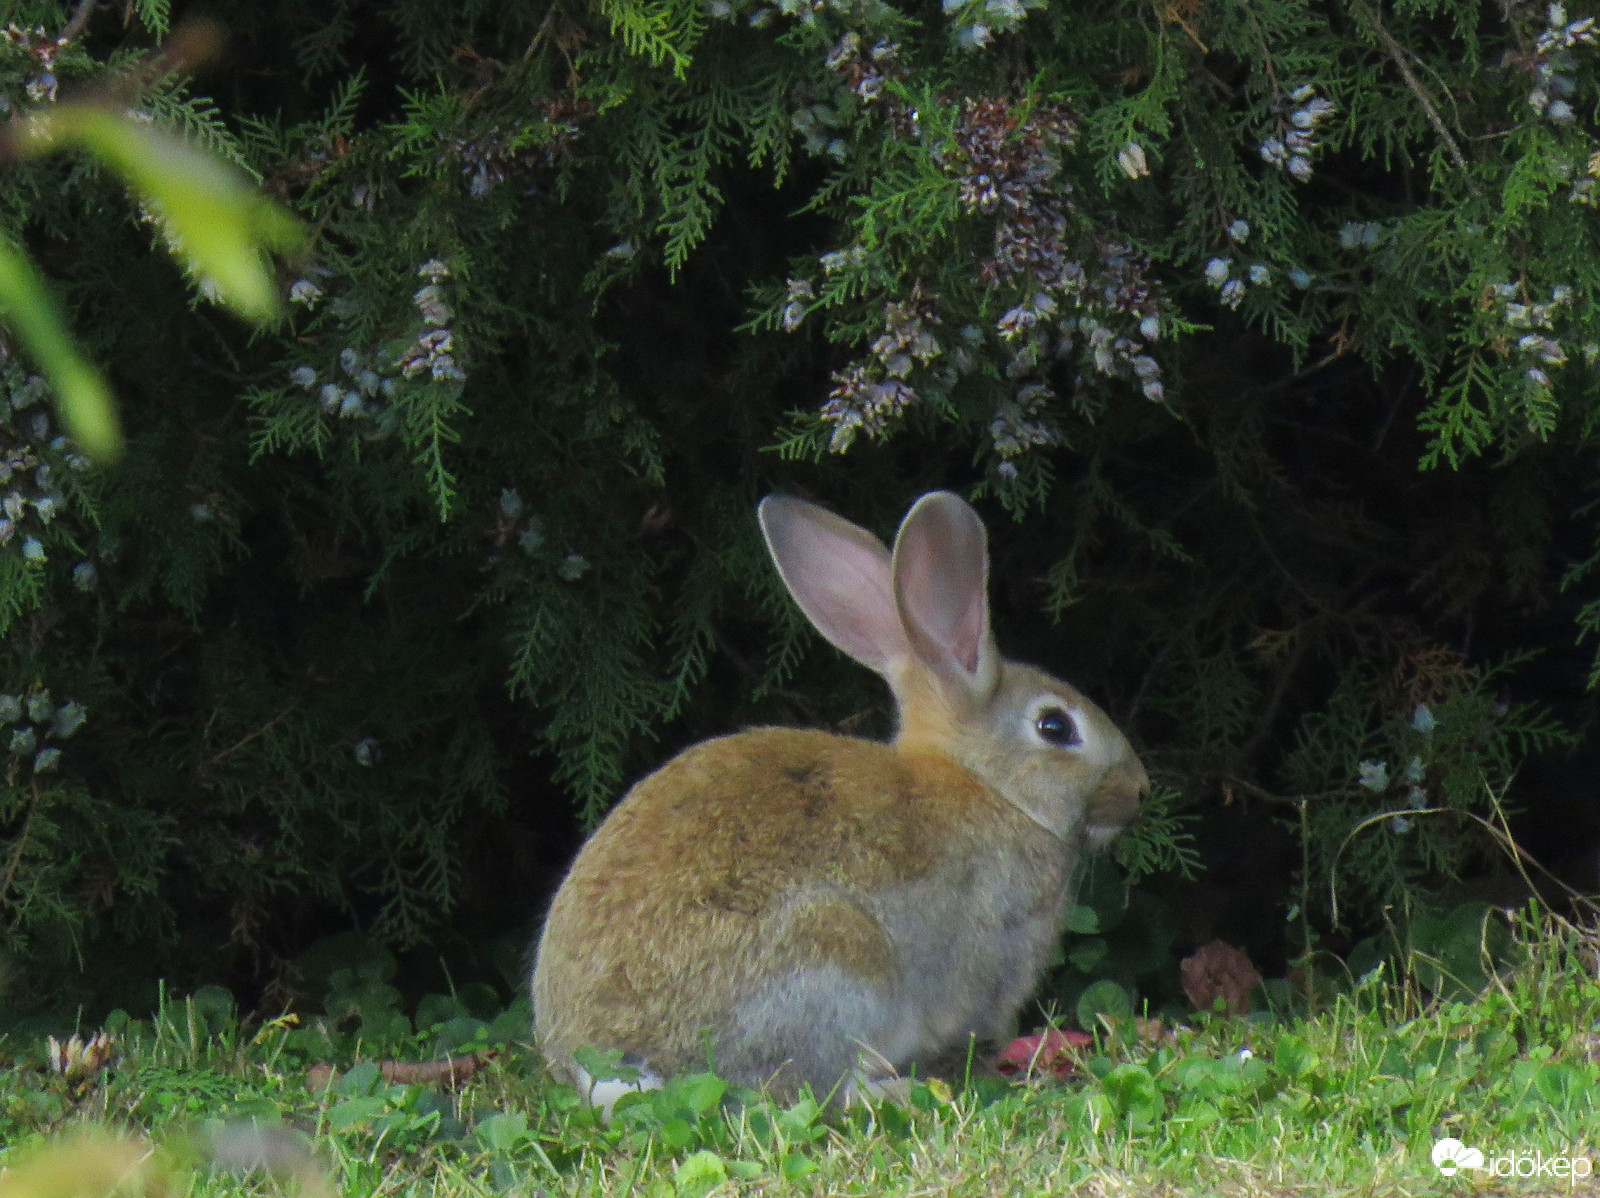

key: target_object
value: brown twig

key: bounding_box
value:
[1329,785,1600,927]
[1236,627,1312,766]
[1123,637,1175,726]
[1465,801,1600,919]
[65,19,227,112]
[1362,4,1471,176]
[210,703,299,767]
[60,0,99,44]
[1236,0,1282,101]
[1222,774,1366,808]
[0,780,39,905]
[0,17,228,167]
[307,1050,497,1093]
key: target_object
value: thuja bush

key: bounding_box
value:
[0,0,1597,1018]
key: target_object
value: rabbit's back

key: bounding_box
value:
[532,726,1066,1089]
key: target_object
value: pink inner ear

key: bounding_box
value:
[759,495,908,676]
[952,591,985,675]
[892,492,992,683]
[785,539,900,667]
[912,575,983,677]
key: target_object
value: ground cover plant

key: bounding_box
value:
[2,914,1597,1196]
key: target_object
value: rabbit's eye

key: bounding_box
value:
[1034,707,1080,747]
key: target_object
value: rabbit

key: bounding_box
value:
[531,490,1148,1111]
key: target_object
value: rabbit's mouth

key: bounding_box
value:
[1083,822,1127,852]
[1080,755,1148,850]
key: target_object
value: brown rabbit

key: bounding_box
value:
[531,491,1147,1110]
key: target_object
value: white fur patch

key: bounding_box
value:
[1083,823,1123,851]
[1069,703,1117,772]
[844,1069,912,1108]
[576,1061,664,1121]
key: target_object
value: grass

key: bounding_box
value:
[1,921,1597,1198]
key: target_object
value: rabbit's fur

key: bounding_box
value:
[532,491,1147,1106]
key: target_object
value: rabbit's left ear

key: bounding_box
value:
[891,491,999,703]
[758,494,912,678]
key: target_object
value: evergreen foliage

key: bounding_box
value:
[1,0,1598,1017]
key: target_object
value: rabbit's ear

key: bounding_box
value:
[891,492,999,702]
[759,495,911,676]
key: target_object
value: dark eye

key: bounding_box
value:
[1034,707,1080,747]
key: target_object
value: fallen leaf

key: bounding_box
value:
[995,1029,1093,1079]
[1181,940,1262,1015]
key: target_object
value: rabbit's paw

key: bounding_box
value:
[844,1071,913,1108]
[577,1055,663,1120]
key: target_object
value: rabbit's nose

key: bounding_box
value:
[1089,756,1148,831]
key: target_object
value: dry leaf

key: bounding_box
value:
[1181,940,1262,1015]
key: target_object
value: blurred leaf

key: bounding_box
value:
[672,1072,726,1118]
[188,985,236,1037]
[0,1132,149,1198]
[1533,1061,1587,1109]
[0,238,119,461]
[1101,1063,1163,1130]
[672,1150,728,1198]
[472,1110,530,1152]
[428,1015,489,1053]
[1066,937,1108,972]
[780,1152,817,1181]
[325,1096,388,1131]
[21,106,303,324]
[659,1117,695,1150]
[1272,1034,1319,1080]
[1063,905,1101,934]
[1076,979,1133,1030]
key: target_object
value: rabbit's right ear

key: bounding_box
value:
[758,495,911,677]
[890,491,1000,704]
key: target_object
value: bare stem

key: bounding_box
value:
[61,0,98,44]
[1363,4,1471,175]
[0,781,38,907]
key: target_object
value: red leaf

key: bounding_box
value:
[995,1029,1093,1078]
